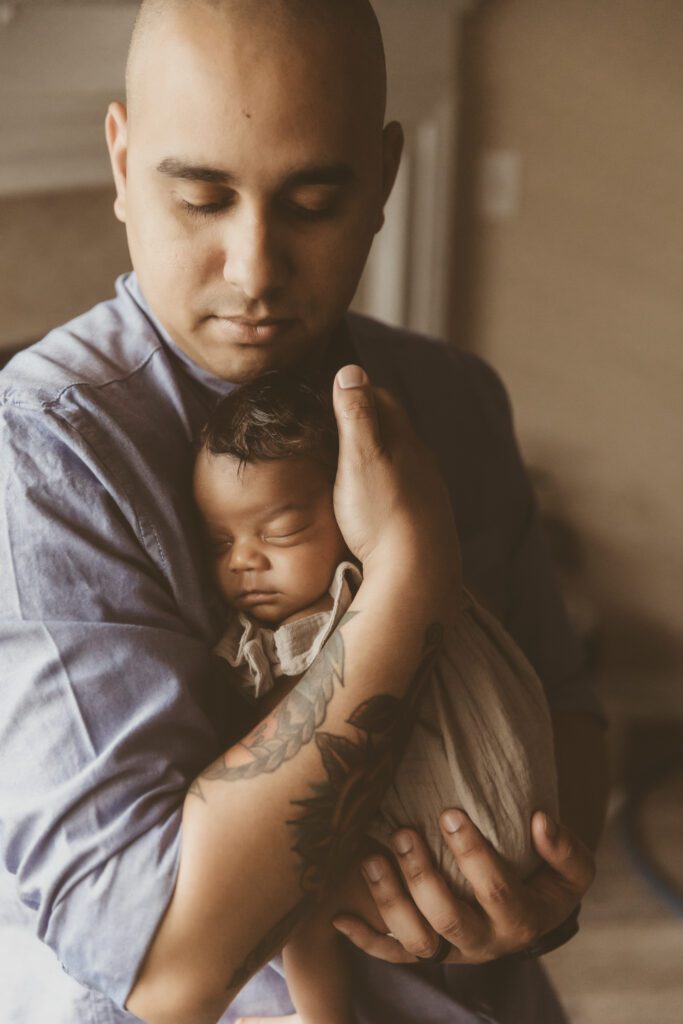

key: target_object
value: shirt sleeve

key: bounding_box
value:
[455,352,607,725]
[0,402,249,1009]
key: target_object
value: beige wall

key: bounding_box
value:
[0,187,130,353]
[452,0,683,693]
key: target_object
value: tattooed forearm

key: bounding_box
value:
[289,622,443,893]
[187,778,207,803]
[225,896,314,994]
[220,621,443,991]
[199,610,359,784]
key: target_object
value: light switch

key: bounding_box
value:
[478,149,523,222]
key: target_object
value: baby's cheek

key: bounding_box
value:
[278,547,309,589]
[213,558,233,598]
[307,542,342,591]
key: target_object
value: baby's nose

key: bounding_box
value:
[229,539,269,572]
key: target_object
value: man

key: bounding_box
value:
[0,1,607,1022]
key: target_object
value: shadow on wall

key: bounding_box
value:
[532,465,683,699]
[450,0,683,705]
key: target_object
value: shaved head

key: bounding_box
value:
[108,0,402,382]
[127,0,387,129]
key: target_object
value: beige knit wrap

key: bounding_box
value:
[215,562,558,896]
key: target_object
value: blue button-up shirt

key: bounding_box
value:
[0,274,600,1023]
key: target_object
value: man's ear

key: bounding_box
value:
[376,120,404,233]
[105,101,129,224]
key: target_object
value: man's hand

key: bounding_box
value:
[331,809,595,964]
[332,365,460,590]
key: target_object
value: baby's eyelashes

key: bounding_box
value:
[205,523,312,555]
[263,524,311,544]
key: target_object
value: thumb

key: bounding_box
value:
[531,811,596,895]
[333,365,382,457]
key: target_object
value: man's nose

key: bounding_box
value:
[228,539,269,573]
[223,205,288,302]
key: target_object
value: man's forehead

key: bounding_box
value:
[127,0,386,132]
[130,36,379,174]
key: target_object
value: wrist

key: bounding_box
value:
[363,530,460,606]
[500,904,582,962]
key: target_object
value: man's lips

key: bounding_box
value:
[211,316,297,344]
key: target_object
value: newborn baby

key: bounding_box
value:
[193,372,558,1024]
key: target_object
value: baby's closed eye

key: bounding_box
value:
[264,522,312,544]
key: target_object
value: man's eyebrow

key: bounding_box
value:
[156,158,236,185]
[284,164,356,189]
[156,158,355,189]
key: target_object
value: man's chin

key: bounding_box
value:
[170,314,344,383]
[211,342,337,384]
[194,345,297,383]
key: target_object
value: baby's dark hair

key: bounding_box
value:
[198,371,339,478]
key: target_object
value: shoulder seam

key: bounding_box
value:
[0,342,165,414]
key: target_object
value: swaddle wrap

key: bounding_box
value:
[215,562,558,895]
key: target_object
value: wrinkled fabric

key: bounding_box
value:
[367,586,558,891]
[215,562,361,698]
[0,273,597,1022]
[219,563,557,893]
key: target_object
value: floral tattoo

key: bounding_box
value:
[194,610,358,791]
[217,618,444,994]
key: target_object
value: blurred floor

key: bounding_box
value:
[545,695,683,1024]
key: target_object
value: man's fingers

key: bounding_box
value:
[332,914,416,964]
[389,829,489,955]
[531,810,596,895]
[357,855,440,960]
[440,810,537,946]
[333,365,382,455]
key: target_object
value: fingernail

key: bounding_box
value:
[362,858,383,882]
[338,365,367,389]
[442,809,465,834]
[543,813,558,841]
[392,831,413,855]
[333,919,350,936]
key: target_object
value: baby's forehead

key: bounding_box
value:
[210,452,328,487]
[196,450,332,522]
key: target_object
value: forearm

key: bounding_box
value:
[282,840,388,1024]
[126,556,453,1024]
[552,710,609,853]
[284,916,355,1024]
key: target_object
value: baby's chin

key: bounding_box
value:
[279,591,335,626]
[232,590,335,628]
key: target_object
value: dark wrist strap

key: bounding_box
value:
[503,904,581,961]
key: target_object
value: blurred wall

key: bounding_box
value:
[452,0,683,689]
[0,188,130,353]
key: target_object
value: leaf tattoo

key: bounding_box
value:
[287,624,443,893]
[199,611,358,784]
[214,617,444,991]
